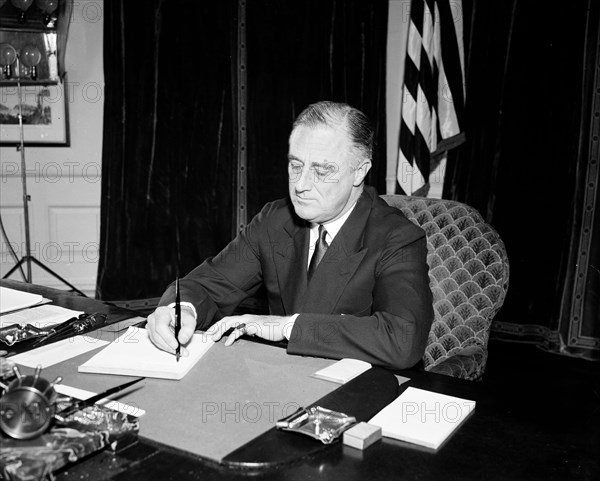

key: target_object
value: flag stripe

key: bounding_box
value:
[396,0,465,195]
[436,0,465,130]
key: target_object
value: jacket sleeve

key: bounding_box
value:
[286,228,433,370]
[158,208,266,330]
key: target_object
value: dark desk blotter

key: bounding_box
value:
[0,406,139,481]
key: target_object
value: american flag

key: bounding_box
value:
[397,0,465,196]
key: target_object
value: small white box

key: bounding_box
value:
[343,422,382,450]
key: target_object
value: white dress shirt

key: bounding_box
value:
[307,201,357,268]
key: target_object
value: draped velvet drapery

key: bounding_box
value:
[97,0,388,300]
[443,0,600,359]
[97,0,237,300]
[245,1,388,216]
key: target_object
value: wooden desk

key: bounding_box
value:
[2,281,599,480]
[0,279,137,324]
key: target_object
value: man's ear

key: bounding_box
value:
[353,159,372,186]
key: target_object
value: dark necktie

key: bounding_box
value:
[308,225,328,281]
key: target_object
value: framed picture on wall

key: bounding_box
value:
[0,81,70,146]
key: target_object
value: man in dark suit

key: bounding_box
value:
[147,101,433,370]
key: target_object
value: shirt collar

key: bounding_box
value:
[310,200,358,244]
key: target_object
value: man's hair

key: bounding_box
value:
[292,101,374,163]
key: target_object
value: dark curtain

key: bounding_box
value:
[246,0,388,216]
[97,0,388,300]
[97,0,237,300]
[443,0,600,359]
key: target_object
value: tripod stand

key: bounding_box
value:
[2,74,85,297]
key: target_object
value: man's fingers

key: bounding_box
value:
[148,332,171,352]
[206,317,233,340]
[208,316,249,343]
[178,313,196,344]
[224,326,246,346]
[147,306,179,353]
[206,320,227,341]
[205,321,221,339]
[154,316,178,351]
[244,322,258,337]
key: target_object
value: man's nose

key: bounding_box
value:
[294,167,312,192]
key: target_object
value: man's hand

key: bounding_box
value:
[146,306,196,355]
[206,314,295,346]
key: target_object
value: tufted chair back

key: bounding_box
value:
[381,195,510,380]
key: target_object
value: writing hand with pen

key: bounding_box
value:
[146,305,196,359]
[146,279,296,358]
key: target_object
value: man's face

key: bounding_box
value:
[288,126,367,224]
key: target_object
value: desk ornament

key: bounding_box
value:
[31,312,107,348]
[0,368,142,481]
[0,323,51,346]
[276,406,356,444]
[0,313,108,353]
[0,365,61,439]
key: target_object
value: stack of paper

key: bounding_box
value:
[78,326,215,380]
[12,336,110,368]
[312,358,371,384]
[0,305,84,329]
[369,387,476,450]
[0,287,43,314]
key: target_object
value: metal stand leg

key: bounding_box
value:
[1,71,86,297]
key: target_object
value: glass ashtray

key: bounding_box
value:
[276,405,356,444]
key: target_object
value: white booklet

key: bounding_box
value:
[1,304,84,328]
[312,358,371,384]
[369,387,476,450]
[78,326,214,380]
[12,335,110,369]
[0,287,44,314]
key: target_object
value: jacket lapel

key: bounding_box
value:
[273,213,309,314]
[301,189,373,313]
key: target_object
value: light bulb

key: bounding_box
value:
[20,44,42,80]
[0,43,17,66]
[10,0,34,10]
[35,0,58,26]
[35,0,57,13]
[10,0,34,22]
[0,43,17,79]
[20,44,42,67]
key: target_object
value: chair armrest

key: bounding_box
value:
[427,349,487,381]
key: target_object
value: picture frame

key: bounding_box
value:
[0,81,70,146]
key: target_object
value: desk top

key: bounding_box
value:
[2,280,599,481]
[1,280,398,465]
[38,338,345,463]
[0,279,136,324]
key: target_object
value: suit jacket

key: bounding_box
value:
[159,186,433,369]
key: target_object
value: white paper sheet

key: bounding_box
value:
[0,304,84,329]
[312,358,372,384]
[369,387,476,450]
[11,335,110,368]
[78,326,215,380]
[0,287,44,314]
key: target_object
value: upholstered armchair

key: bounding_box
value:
[381,195,510,381]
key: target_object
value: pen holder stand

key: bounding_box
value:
[0,366,62,440]
[0,402,140,481]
